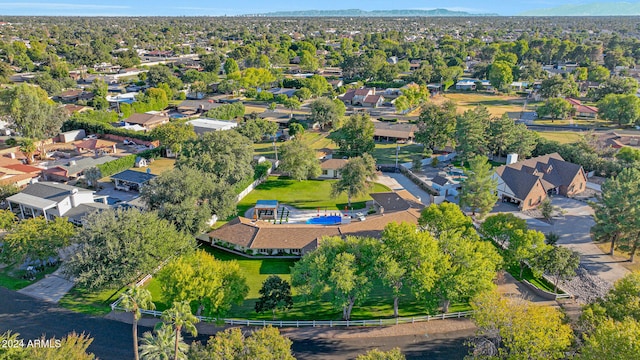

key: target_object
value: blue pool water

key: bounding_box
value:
[306,215,342,225]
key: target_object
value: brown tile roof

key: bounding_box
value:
[373,122,417,139]
[124,113,168,126]
[354,88,372,96]
[208,217,259,248]
[341,89,356,101]
[363,94,383,104]
[320,158,348,170]
[339,209,421,238]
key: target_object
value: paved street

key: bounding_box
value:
[1,287,474,359]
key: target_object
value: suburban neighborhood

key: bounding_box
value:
[0,5,639,360]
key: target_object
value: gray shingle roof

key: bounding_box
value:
[369,192,411,213]
[110,170,157,185]
[432,175,449,186]
[20,182,92,203]
[55,156,118,176]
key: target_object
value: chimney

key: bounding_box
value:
[506,153,518,165]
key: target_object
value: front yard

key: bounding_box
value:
[145,246,471,320]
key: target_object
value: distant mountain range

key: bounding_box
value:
[251,9,497,17]
[518,2,640,16]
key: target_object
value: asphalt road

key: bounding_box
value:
[0,288,471,359]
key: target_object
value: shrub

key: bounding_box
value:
[254,160,272,180]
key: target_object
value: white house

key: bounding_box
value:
[6,182,109,224]
[319,159,348,179]
[185,118,238,135]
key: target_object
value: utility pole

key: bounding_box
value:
[395,143,400,171]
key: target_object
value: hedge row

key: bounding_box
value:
[62,118,155,142]
[96,148,162,177]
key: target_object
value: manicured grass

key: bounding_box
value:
[131,158,176,175]
[59,285,126,316]
[0,264,59,290]
[146,246,471,320]
[253,132,335,159]
[536,131,583,144]
[236,176,390,217]
[440,92,527,117]
[372,143,424,165]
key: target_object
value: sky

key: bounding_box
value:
[0,1,634,16]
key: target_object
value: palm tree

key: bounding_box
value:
[18,138,36,164]
[139,324,187,360]
[119,285,155,360]
[161,301,199,360]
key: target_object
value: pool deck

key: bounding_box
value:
[244,204,362,224]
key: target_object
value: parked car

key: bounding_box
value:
[83,134,98,140]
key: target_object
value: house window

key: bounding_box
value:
[292,249,300,254]
[537,196,542,204]
[580,182,583,190]
[529,198,533,206]
[322,170,328,175]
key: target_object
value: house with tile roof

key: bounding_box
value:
[493,153,587,210]
[43,156,117,182]
[0,157,42,188]
[319,158,348,179]
[566,98,598,119]
[207,191,424,256]
[373,122,417,143]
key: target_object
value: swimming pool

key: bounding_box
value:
[306,215,342,225]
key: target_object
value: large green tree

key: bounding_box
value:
[597,93,640,126]
[178,130,253,185]
[291,236,379,320]
[488,60,514,92]
[64,208,194,290]
[0,217,76,265]
[333,113,375,157]
[310,97,345,130]
[455,106,490,165]
[536,246,580,292]
[0,83,67,139]
[158,250,248,318]
[190,327,295,360]
[141,167,236,234]
[419,202,473,239]
[379,222,441,317]
[150,122,197,155]
[331,154,377,208]
[537,98,572,120]
[415,101,457,153]
[578,318,640,360]
[459,155,498,218]
[278,139,321,180]
[162,301,199,360]
[238,119,278,143]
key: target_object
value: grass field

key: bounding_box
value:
[146,246,471,320]
[236,176,390,216]
[131,158,175,175]
[58,285,126,316]
[253,132,336,158]
[536,131,583,144]
[371,143,424,164]
[439,92,528,117]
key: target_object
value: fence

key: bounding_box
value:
[236,166,273,202]
[108,304,474,327]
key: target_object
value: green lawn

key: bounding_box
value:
[236,176,390,217]
[58,285,126,316]
[372,143,424,165]
[0,264,59,290]
[146,246,471,320]
[536,131,583,144]
[253,132,335,159]
[131,158,176,175]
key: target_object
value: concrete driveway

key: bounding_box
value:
[543,197,629,285]
[377,172,432,205]
[17,267,75,303]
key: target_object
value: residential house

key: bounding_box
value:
[207,191,423,256]
[373,122,417,143]
[122,112,170,130]
[0,157,42,188]
[267,88,297,98]
[327,79,344,88]
[319,158,348,179]
[430,175,460,198]
[185,118,238,135]
[6,182,109,223]
[510,81,529,91]
[362,94,385,108]
[176,99,221,116]
[111,169,156,192]
[54,89,93,103]
[43,156,117,182]
[455,80,477,91]
[566,98,598,119]
[62,104,91,116]
[340,88,375,106]
[73,139,118,155]
[493,153,587,210]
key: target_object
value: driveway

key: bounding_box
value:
[378,173,432,205]
[17,268,75,303]
[492,196,629,286]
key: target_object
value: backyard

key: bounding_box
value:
[535,131,583,144]
[437,92,533,118]
[236,176,391,217]
[145,246,471,320]
[131,157,176,175]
